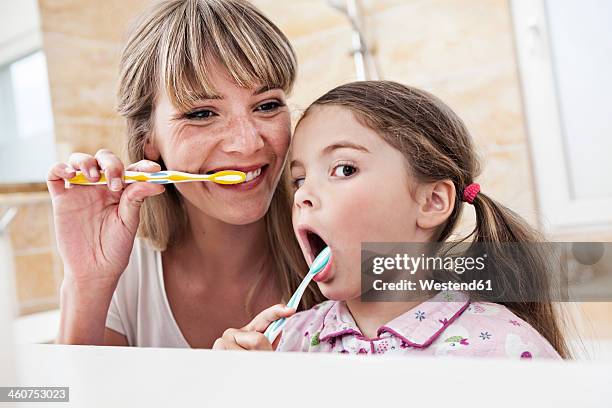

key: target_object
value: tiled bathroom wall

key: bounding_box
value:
[4,0,609,339]
[4,0,151,316]
[2,193,60,315]
[253,0,538,236]
[39,0,152,159]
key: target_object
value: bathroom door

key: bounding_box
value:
[511,0,612,232]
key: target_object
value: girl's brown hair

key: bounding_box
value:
[299,80,570,358]
[116,0,323,311]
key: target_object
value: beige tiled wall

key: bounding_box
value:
[253,0,539,236]
[39,0,152,161]
[2,194,60,315]
[5,0,607,338]
[5,0,152,316]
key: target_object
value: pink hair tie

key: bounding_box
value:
[462,183,480,204]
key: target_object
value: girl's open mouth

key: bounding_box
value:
[306,230,328,262]
[298,227,334,283]
[297,226,331,263]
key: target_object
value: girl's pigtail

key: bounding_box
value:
[469,191,571,359]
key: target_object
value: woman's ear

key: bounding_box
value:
[144,134,161,161]
[415,180,456,230]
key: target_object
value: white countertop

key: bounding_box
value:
[11,344,612,408]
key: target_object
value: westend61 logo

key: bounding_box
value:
[360,242,612,302]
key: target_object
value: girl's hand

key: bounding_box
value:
[212,304,296,351]
[47,149,165,289]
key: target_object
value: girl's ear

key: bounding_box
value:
[415,180,456,231]
[144,134,161,161]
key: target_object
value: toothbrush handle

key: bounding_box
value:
[66,171,153,186]
[264,317,287,344]
[263,273,314,343]
[66,170,244,185]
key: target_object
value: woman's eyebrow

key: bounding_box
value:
[190,86,278,102]
[253,85,280,95]
[191,92,223,101]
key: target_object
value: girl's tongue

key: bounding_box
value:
[313,253,334,283]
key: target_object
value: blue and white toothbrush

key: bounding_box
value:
[264,246,332,344]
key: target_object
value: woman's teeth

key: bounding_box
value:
[244,167,262,182]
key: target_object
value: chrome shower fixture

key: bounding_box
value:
[327,0,379,80]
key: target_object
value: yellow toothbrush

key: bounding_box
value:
[67,170,247,186]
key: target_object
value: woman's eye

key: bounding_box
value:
[332,164,357,178]
[256,101,282,112]
[186,110,216,120]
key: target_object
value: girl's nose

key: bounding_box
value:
[294,182,319,210]
[221,117,264,155]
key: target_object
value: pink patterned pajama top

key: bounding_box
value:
[276,291,561,359]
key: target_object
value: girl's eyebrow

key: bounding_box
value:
[289,159,303,170]
[322,141,370,155]
[289,141,370,170]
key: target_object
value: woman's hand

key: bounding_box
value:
[49,149,166,345]
[47,149,165,289]
[212,304,296,351]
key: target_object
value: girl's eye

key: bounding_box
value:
[332,164,357,178]
[292,177,305,190]
[256,101,282,112]
[186,109,216,120]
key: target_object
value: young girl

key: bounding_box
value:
[213,81,569,359]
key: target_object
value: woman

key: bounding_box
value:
[46,0,323,348]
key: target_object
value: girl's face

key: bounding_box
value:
[146,65,291,225]
[290,105,424,301]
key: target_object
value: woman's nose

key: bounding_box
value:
[220,117,264,155]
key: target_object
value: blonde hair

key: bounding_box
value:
[117,0,324,311]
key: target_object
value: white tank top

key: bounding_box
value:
[106,238,190,348]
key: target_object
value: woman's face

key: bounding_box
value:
[146,65,291,225]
